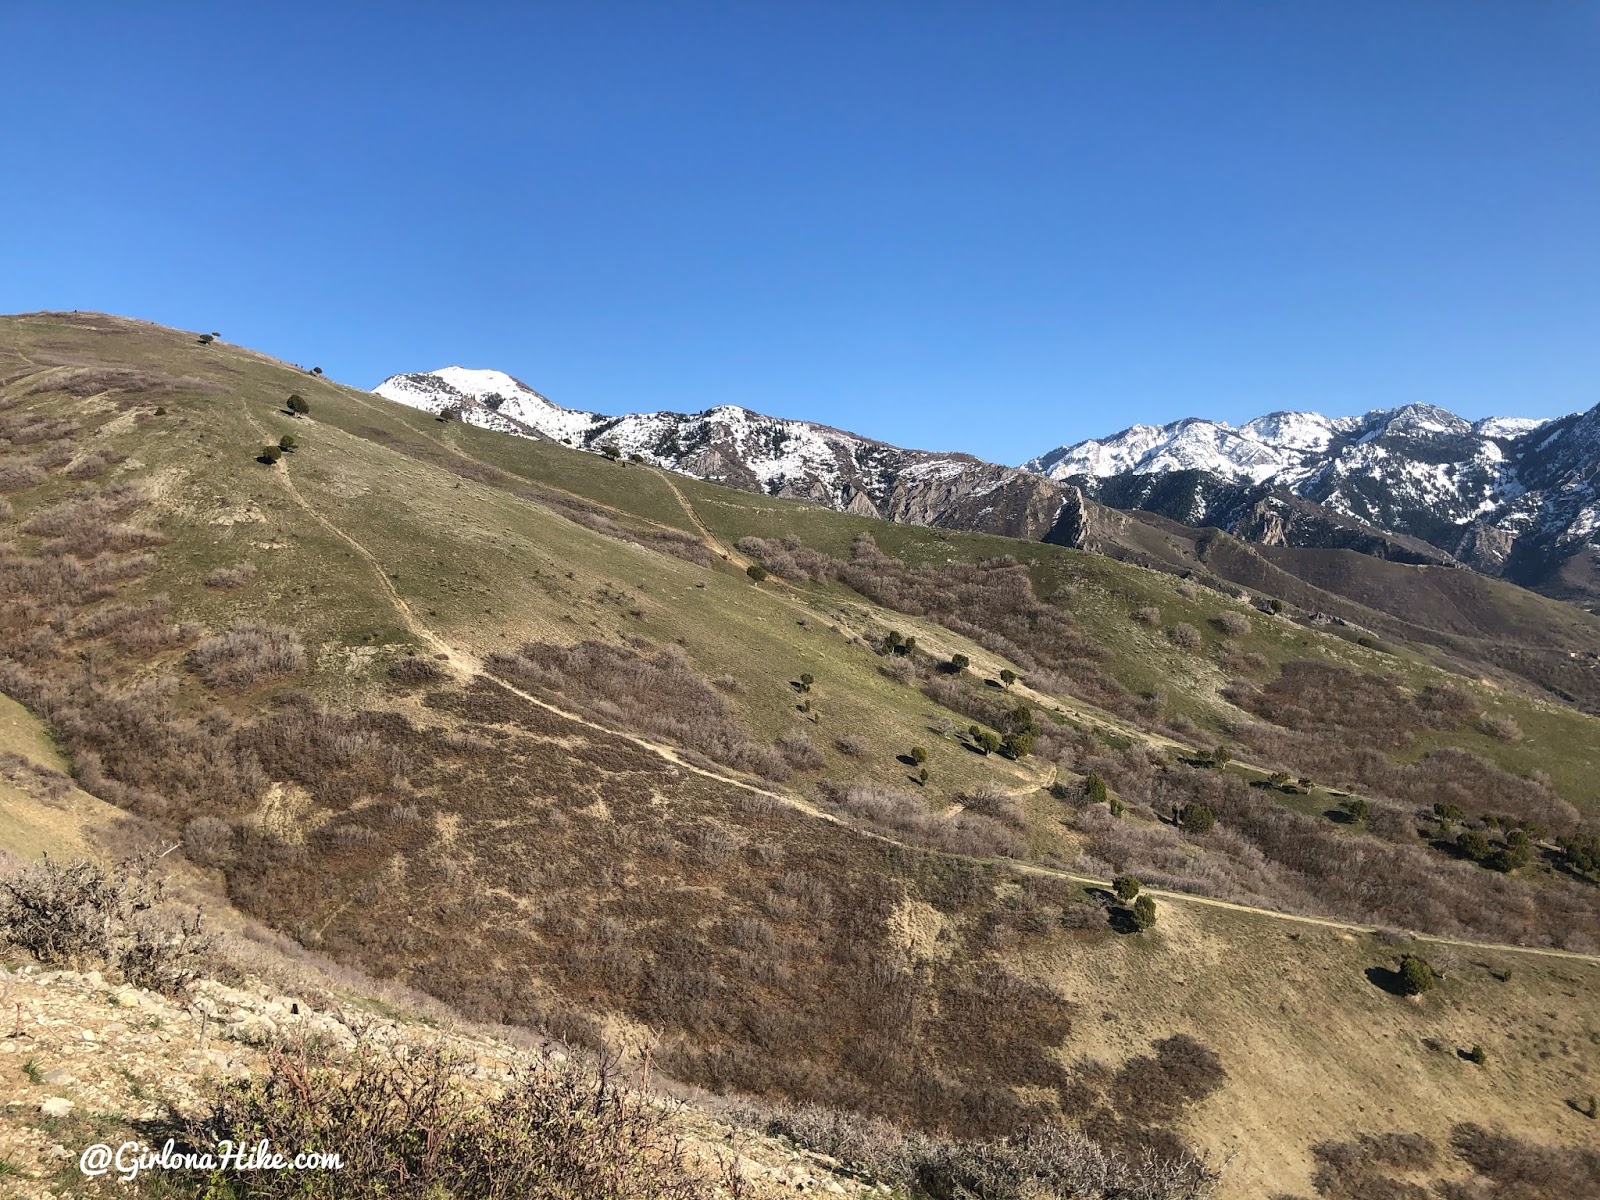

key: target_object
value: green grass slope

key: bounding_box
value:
[3,311,1599,1198]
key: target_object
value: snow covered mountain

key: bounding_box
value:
[372,368,1600,608]
[373,368,1075,539]
[1026,404,1600,604]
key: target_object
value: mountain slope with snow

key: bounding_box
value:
[1028,403,1600,605]
[374,368,1076,539]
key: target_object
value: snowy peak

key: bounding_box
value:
[1027,399,1600,601]
[375,368,605,442]
[371,368,1069,539]
[1026,403,1560,489]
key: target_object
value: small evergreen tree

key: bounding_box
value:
[628,452,645,463]
[1085,773,1108,804]
[917,767,929,786]
[1343,797,1371,824]
[1456,829,1492,863]
[972,729,1001,755]
[1487,830,1532,873]
[257,445,282,464]
[909,745,927,764]
[999,668,1017,688]
[277,434,297,453]
[1113,875,1141,902]
[1465,1045,1486,1065]
[1001,730,1035,760]
[1178,803,1216,834]
[746,563,768,583]
[1397,954,1437,996]
[197,333,214,345]
[311,366,323,375]
[1131,895,1157,931]
[601,444,622,461]
[949,653,970,673]
[286,394,310,416]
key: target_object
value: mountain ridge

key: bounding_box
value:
[1029,401,1600,606]
[375,366,1081,540]
[376,366,1600,610]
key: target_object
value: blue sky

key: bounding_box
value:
[3,3,1598,463]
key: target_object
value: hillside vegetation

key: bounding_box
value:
[1,312,1597,1198]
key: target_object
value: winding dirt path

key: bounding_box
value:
[244,399,1600,968]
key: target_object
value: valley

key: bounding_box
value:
[1,312,1598,1199]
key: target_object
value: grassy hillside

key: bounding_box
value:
[3,311,1598,1197]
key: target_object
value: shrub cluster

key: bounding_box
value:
[178,1040,717,1200]
[487,638,797,781]
[189,624,307,692]
[0,855,216,994]
[761,1104,1218,1200]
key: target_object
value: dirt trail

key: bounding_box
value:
[245,400,1600,968]
[240,401,831,820]
[338,386,711,543]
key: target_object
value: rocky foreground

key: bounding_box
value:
[0,962,871,1199]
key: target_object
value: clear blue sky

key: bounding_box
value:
[4,3,1598,463]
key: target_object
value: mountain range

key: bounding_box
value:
[375,368,1600,611]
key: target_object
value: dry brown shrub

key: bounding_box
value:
[879,656,919,685]
[1168,623,1202,649]
[0,412,76,444]
[183,815,238,867]
[487,639,790,777]
[1132,606,1162,626]
[63,451,114,480]
[816,780,1025,858]
[204,561,257,589]
[1214,611,1251,636]
[835,734,870,757]
[957,782,1025,829]
[387,655,447,687]
[189,624,306,691]
[0,459,46,492]
[776,730,825,770]
[178,1043,718,1200]
[1477,714,1520,742]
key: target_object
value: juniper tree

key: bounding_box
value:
[1131,895,1157,931]
[1001,730,1035,760]
[1397,954,1437,996]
